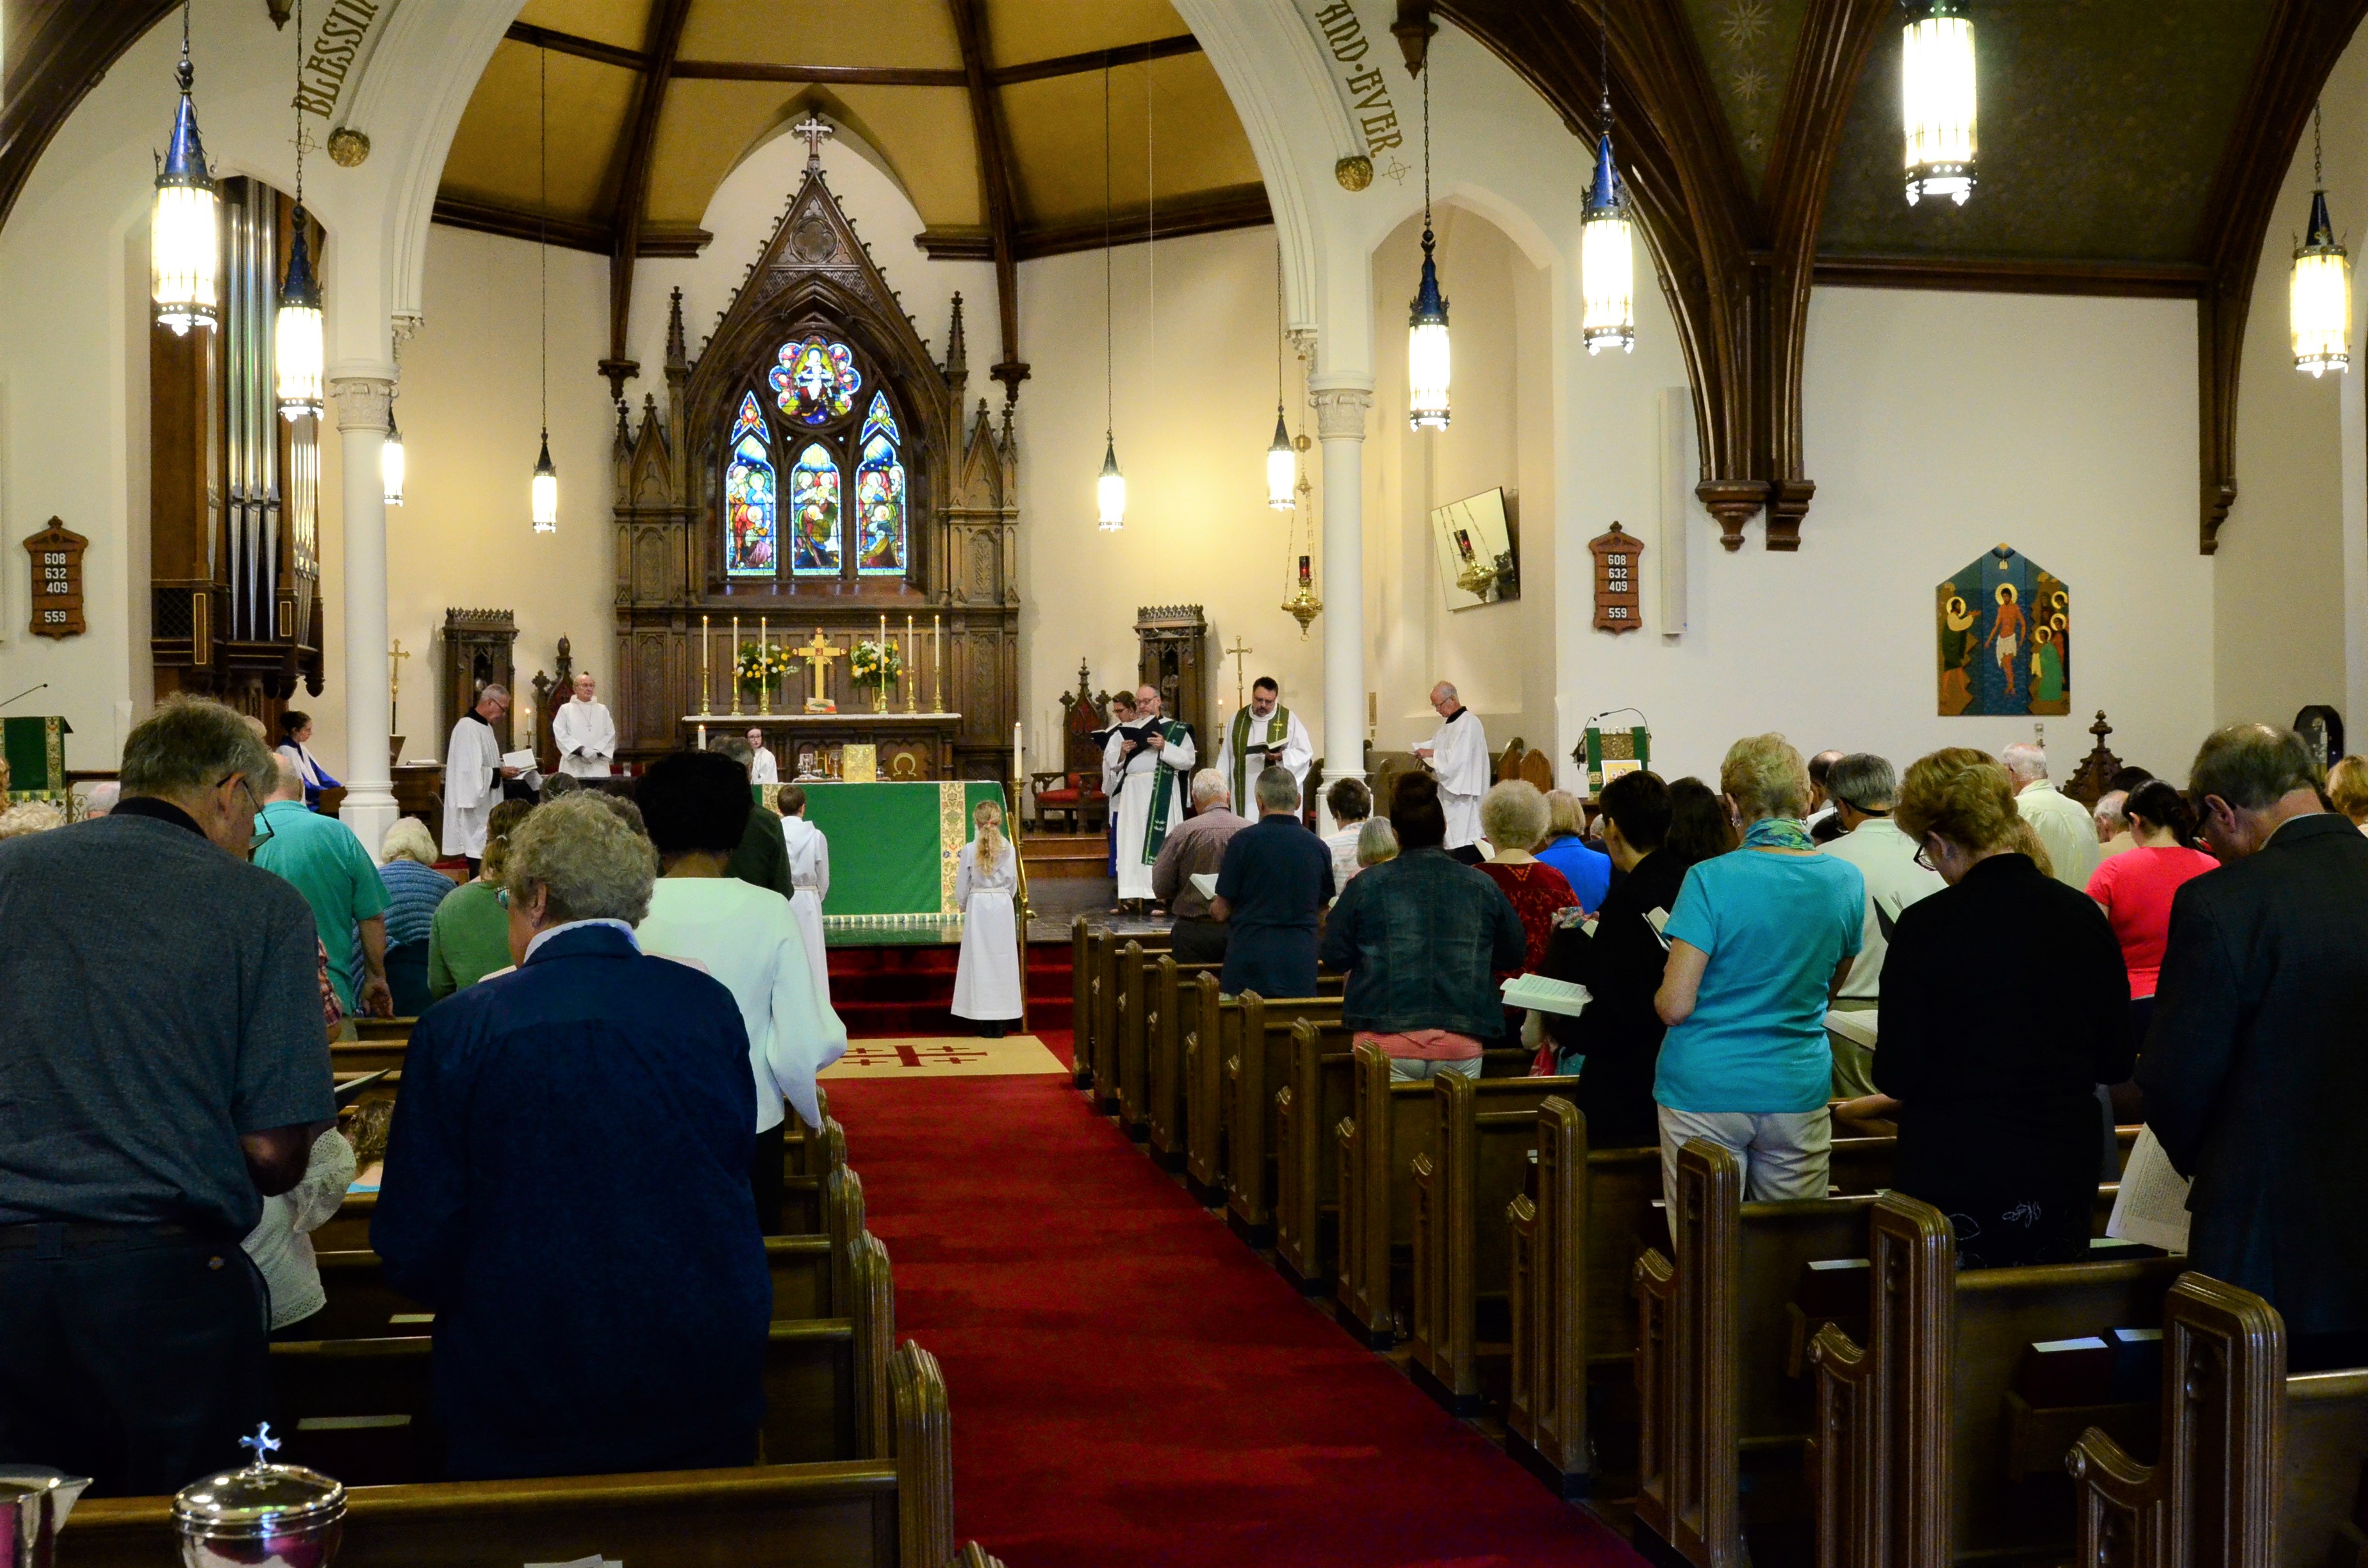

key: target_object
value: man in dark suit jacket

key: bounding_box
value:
[375,796,769,1478]
[2141,724,2368,1371]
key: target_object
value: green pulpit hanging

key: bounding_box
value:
[1581,724,1649,798]
[3,715,72,802]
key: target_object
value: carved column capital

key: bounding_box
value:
[328,375,394,433]
[1311,386,1372,442]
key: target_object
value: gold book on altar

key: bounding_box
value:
[841,743,878,783]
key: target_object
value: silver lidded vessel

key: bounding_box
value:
[172,1425,344,1568]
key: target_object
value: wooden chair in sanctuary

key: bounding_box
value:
[1030,662,1112,833]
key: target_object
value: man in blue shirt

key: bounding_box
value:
[1212,765,1335,999]
[253,758,391,1016]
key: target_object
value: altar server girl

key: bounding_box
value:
[778,785,832,1004]
[951,799,1022,1036]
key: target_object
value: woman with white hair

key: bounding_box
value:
[375,794,771,1480]
[1652,735,1866,1209]
[377,817,453,1015]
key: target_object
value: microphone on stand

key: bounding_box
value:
[1,683,49,711]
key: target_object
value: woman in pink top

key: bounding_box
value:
[2085,780,2219,1034]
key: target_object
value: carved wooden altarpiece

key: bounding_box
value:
[611,136,1019,779]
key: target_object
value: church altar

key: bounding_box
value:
[762,779,1007,938]
[687,711,962,781]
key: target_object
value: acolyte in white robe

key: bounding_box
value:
[552,696,617,778]
[951,837,1022,1021]
[441,714,504,858]
[780,812,831,1004]
[1103,722,1197,901]
[1422,706,1491,850]
[1213,704,1313,804]
[750,746,780,786]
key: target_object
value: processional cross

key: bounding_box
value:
[792,115,834,170]
[389,640,410,731]
[1223,636,1253,710]
[796,630,842,708]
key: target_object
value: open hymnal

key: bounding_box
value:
[1092,721,1160,752]
[1188,872,1219,901]
[2105,1125,2192,1254]
[1499,973,1592,1018]
[1643,906,1672,951]
[500,749,538,772]
[1822,1009,1879,1050]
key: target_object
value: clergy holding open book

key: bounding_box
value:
[442,685,539,871]
[1413,680,1490,860]
[1213,676,1311,810]
[1102,682,1197,913]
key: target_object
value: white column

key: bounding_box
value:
[330,371,398,859]
[1312,380,1372,833]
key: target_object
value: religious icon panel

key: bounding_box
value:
[770,336,860,427]
[789,443,843,576]
[724,393,777,576]
[1937,544,2069,717]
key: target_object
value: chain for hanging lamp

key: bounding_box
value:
[1097,64,1125,530]
[532,44,557,532]
[274,0,324,421]
[1581,12,1635,355]
[1408,63,1450,430]
[1267,249,1295,508]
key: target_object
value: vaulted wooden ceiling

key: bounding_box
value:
[429,0,1268,401]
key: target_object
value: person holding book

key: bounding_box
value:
[1213,676,1311,809]
[1103,684,1196,914]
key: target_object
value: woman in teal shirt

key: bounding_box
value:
[1653,734,1864,1210]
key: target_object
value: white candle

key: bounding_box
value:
[1013,721,1023,783]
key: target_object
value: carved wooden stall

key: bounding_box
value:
[149,176,325,723]
[440,608,518,752]
[1136,606,1208,745]
[611,133,1018,778]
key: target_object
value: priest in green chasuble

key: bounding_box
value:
[1213,677,1311,809]
[1103,683,1197,908]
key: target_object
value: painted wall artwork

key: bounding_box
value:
[1937,545,2069,717]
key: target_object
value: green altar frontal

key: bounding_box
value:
[761,779,1007,943]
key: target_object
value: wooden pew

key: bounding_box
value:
[1406,1066,1587,1414]
[1805,1191,2185,1568]
[333,1038,407,1075]
[67,1341,1004,1568]
[1501,1113,1898,1499]
[1631,1141,1882,1567]
[272,1229,898,1483]
[2066,1274,2368,1568]
[1225,992,1345,1243]
[1112,938,1170,1139]
[1329,1043,1538,1349]
[353,1015,413,1042]
[1274,1017,1357,1291]
[316,1111,850,1254]
[1070,913,1092,1088]
[1147,955,1221,1172]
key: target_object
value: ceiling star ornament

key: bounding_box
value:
[1729,66,1771,107]
[1718,0,1773,52]
[2292,103,2352,379]
[1903,0,1978,206]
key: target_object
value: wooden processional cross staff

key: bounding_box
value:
[796,630,841,711]
[1223,636,1253,711]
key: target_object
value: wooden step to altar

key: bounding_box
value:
[1023,833,1106,879]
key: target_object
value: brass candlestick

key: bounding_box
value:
[875,614,888,713]
[758,617,771,716]
[932,614,944,713]
[730,616,742,716]
[905,614,914,713]
[700,615,711,715]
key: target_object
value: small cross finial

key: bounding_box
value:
[240,1423,281,1466]
[793,115,834,170]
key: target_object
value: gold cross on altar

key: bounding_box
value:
[796,630,842,694]
[1223,636,1253,710]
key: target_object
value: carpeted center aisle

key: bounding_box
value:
[825,1049,1648,1568]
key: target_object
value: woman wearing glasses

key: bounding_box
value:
[1859,747,2133,1268]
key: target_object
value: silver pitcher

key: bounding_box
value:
[172,1425,344,1568]
[0,1469,92,1568]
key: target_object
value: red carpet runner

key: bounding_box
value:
[825,1045,1648,1568]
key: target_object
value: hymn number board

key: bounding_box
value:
[1590,522,1643,635]
[22,518,87,640]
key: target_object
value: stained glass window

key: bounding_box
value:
[769,336,860,427]
[860,390,900,446]
[724,393,777,576]
[788,443,843,576]
[855,427,907,576]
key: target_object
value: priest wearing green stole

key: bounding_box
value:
[1213,677,1311,815]
[1103,683,1197,910]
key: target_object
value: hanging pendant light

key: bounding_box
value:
[1902,0,1977,206]
[151,1,220,335]
[382,400,406,505]
[1267,249,1295,509]
[1407,63,1450,430]
[1097,65,1124,530]
[1581,23,1635,356]
[2293,103,2352,379]
[530,45,557,533]
[274,2,324,421]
